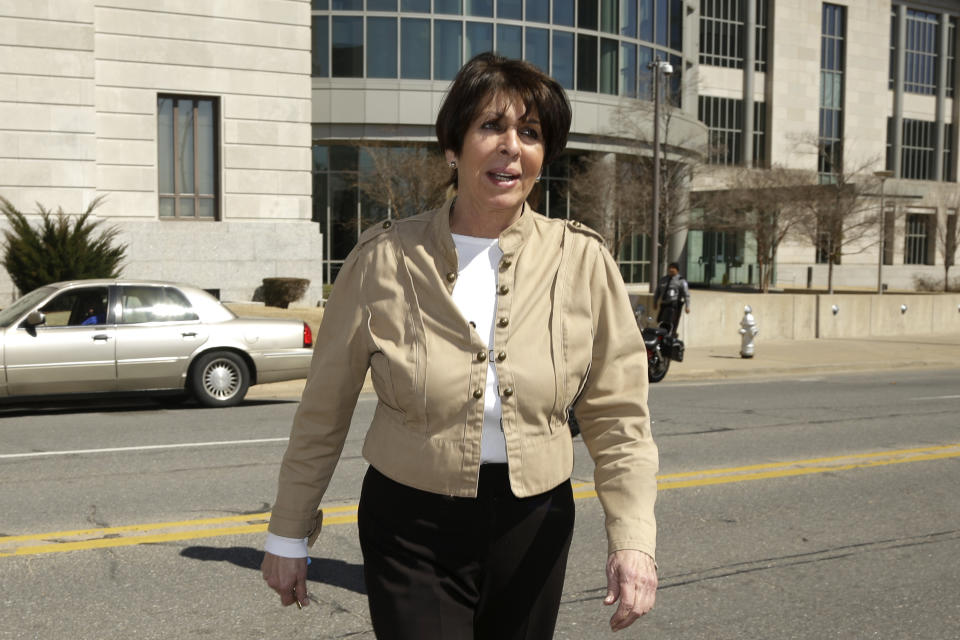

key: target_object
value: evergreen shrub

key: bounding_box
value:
[1,195,126,295]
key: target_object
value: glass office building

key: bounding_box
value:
[308,0,704,283]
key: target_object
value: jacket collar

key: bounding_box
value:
[428,197,535,260]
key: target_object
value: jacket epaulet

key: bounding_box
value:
[356,218,397,247]
[564,218,605,244]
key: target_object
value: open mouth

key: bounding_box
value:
[488,171,520,183]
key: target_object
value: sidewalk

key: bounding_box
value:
[246,333,960,400]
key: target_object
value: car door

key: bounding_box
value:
[114,285,208,391]
[3,285,117,396]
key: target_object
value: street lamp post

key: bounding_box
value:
[874,170,894,295]
[647,57,673,293]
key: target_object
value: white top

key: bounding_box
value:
[264,232,508,559]
[450,233,507,465]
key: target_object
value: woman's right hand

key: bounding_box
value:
[261,551,310,608]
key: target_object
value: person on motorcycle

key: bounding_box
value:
[654,262,689,337]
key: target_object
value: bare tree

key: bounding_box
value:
[566,153,648,254]
[356,143,450,219]
[791,151,884,294]
[565,77,707,275]
[934,187,960,292]
[701,166,814,292]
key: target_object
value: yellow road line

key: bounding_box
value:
[3,443,958,558]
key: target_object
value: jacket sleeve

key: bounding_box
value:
[267,246,372,545]
[574,241,659,560]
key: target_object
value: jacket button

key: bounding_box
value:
[476,351,487,362]
[496,351,506,361]
[473,388,483,399]
[502,386,514,397]
[501,259,512,269]
[498,285,510,295]
[497,317,509,328]
[382,220,393,229]
[446,271,457,283]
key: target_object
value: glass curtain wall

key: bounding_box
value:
[310,0,685,95]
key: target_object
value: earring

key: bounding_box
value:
[536,173,542,182]
[449,161,457,168]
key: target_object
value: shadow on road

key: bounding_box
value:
[0,396,297,418]
[179,545,366,594]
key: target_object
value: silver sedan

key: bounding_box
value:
[0,279,314,407]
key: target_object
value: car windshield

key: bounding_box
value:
[0,287,55,328]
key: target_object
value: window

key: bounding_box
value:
[401,18,430,79]
[465,0,493,17]
[619,0,636,37]
[158,96,218,220]
[699,0,743,68]
[578,0,598,30]
[949,18,956,98]
[466,21,493,59]
[904,212,935,265]
[525,26,549,72]
[600,0,617,33]
[700,96,742,165]
[753,101,766,166]
[526,0,549,23]
[496,24,522,59]
[552,30,574,89]
[499,0,522,19]
[332,16,363,77]
[904,9,938,95]
[553,0,574,25]
[639,0,653,42]
[312,15,329,76]
[119,286,198,324]
[367,18,398,78]
[600,38,617,94]
[620,42,637,97]
[699,1,767,70]
[819,4,845,182]
[577,34,598,91]
[434,20,463,80]
[40,287,110,327]
[899,118,936,181]
[698,96,766,167]
[436,0,462,15]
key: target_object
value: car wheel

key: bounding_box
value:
[190,351,250,408]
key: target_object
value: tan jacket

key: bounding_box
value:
[268,200,658,558]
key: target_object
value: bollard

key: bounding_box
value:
[738,305,759,358]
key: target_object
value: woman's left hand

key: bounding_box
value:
[603,549,658,631]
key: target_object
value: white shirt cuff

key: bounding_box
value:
[264,532,309,558]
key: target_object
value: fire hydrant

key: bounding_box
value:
[739,305,759,358]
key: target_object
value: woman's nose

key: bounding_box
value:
[499,128,520,155]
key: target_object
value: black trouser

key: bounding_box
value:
[358,465,575,640]
[657,301,682,337]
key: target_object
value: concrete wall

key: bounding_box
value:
[0,0,318,304]
[628,289,960,347]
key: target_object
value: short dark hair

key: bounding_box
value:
[668,262,681,271]
[436,53,572,168]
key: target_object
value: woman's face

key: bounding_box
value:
[446,95,545,217]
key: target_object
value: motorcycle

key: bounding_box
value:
[634,304,684,383]
[642,323,683,383]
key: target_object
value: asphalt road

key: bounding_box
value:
[1,368,959,639]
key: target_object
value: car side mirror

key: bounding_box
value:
[25,310,46,327]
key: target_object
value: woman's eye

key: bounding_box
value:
[482,120,501,130]
[521,127,540,140]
